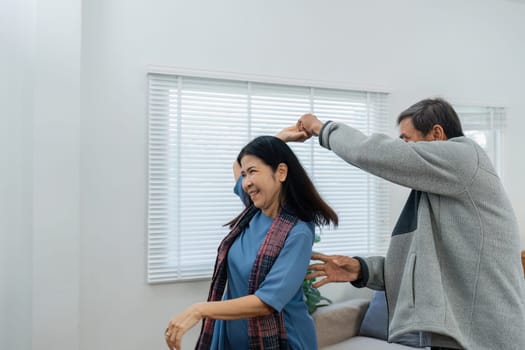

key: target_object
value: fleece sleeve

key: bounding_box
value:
[319,121,479,196]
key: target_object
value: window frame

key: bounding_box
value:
[146,67,391,283]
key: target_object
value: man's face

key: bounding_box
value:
[398,117,434,143]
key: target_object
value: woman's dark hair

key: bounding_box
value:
[230,135,338,228]
[397,98,464,138]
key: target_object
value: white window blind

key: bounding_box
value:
[455,105,505,175]
[147,73,390,283]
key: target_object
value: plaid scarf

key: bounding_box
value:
[196,205,297,350]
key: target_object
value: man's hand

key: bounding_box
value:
[276,125,311,142]
[306,253,361,288]
[297,113,324,136]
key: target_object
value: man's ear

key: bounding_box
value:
[431,124,448,141]
[276,163,288,182]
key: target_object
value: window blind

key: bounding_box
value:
[147,73,390,283]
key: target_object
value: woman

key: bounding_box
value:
[165,131,338,350]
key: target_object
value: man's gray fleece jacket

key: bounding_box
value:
[319,121,525,350]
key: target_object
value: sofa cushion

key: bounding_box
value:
[359,291,424,347]
[314,298,370,347]
[359,291,388,339]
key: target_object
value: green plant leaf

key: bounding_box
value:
[302,261,332,314]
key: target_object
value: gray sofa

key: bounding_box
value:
[313,298,418,350]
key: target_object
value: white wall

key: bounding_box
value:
[32,0,81,348]
[1,0,81,349]
[2,0,524,349]
[1,1,35,349]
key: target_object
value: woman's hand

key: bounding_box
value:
[164,295,272,349]
[165,303,204,350]
[276,125,310,143]
[306,253,361,288]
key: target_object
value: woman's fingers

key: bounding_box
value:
[164,327,174,349]
[170,325,183,349]
[165,320,183,350]
[166,305,203,349]
[174,329,185,350]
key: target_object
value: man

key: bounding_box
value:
[283,98,525,350]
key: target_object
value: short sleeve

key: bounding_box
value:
[255,222,314,312]
[233,176,250,206]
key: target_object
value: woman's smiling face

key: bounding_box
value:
[240,154,286,218]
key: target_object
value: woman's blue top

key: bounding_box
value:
[209,178,317,349]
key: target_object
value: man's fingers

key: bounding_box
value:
[312,278,330,289]
[311,253,330,262]
[305,270,325,280]
[307,263,326,271]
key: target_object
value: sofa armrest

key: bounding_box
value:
[313,298,370,348]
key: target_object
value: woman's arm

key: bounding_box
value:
[233,160,241,181]
[200,294,274,320]
[165,295,273,349]
[276,125,310,142]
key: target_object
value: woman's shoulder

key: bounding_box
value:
[293,219,315,231]
[289,219,315,240]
